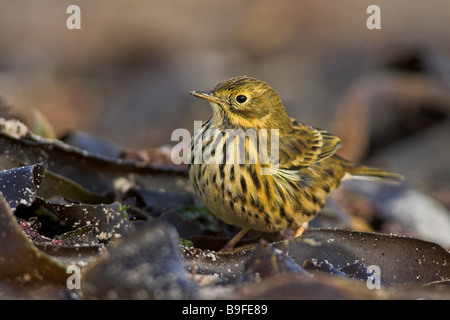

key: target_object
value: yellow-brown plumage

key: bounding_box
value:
[188,76,402,242]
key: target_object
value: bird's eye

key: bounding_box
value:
[235,95,247,104]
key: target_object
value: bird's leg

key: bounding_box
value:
[294,222,309,237]
[219,227,250,253]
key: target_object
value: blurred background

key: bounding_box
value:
[0,0,449,192]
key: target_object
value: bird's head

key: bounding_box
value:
[190,76,291,130]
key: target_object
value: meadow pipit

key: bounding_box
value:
[189,76,402,251]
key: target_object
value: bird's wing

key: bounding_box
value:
[277,119,341,170]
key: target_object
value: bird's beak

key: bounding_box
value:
[189,91,222,104]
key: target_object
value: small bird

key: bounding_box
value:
[189,76,402,251]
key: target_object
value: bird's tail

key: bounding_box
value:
[336,156,404,184]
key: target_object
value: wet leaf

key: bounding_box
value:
[38,170,114,204]
[82,222,197,299]
[35,242,104,267]
[0,162,44,211]
[241,239,311,282]
[302,259,346,276]
[0,194,67,283]
[123,188,195,216]
[303,259,382,283]
[34,197,135,242]
[61,130,123,159]
[182,246,247,281]
[280,229,450,285]
[0,118,190,194]
[183,229,450,286]
[340,263,374,281]
[54,225,98,246]
[0,154,112,205]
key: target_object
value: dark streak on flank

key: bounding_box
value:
[240,176,247,194]
[222,138,228,164]
[275,183,286,203]
[279,206,287,219]
[263,178,272,202]
[250,166,261,190]
[236,191,247,203]
[263,212,271,226]
[303,209,316,217]
[219,163,225,180]
[221,180,225,198]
